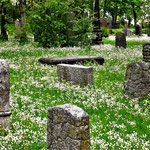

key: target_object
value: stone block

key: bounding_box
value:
[123,28,127,36]
[57,64,93,86]
[14,19,21,38]
[47,104,90,150]
[0,59,11,130]
[123,61,150,99]
[127,30,133,36]
[135,24,142,36]
[115,32,126,48]
[39,55,104,65]
[143,42,150,62]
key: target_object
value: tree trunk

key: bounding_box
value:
[128,17,131,27]
[103,0,107,17]
[114,6,118,23]
[1,2,8,40]
[20,0,26,40]
[131,3,137,26]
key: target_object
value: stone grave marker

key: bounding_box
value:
[147,29,150,37]
[127,30,133,36]
[47,104,90,150]
[115,32,126,48]
[143,42,150,62]
[123,43,150,99]
[39,55,104,65]
[135,24,142,36]
[15,19,21,38]
[100,17,108,28]
[123,27,127,36]
[0,59,11,130]
[57,64,93,87]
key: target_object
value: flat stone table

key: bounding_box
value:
[39,55,104,65]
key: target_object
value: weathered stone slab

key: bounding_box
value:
[0,59,11,130]
[135,24,142,36]
[143,42,150,62]
[47,104,90,150]
[57,64,93,86]
[123,61,150,99]
[115,32,126,48]
[39,55,104,65]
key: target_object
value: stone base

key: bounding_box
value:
[123,61,150,99]
[0,111,11,130]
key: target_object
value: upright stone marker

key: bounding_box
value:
[123,43,150,99]
[123,27,127,36]
[47,104,90,150]
[0,59,11,130]
[143,42,150,62]
[135,24,142,36]
[115,32,126,48]
[15,19,21,38]
[127,30,133,36]
[147,29,150,37]
[57,64,93,87]
[100,17,108,28]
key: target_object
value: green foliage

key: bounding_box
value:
[28,0,93,47]
[101,26,109,37]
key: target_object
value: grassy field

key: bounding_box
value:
[0,37,150,149]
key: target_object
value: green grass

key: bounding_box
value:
[103,39,149,48]
[0,39,149,149]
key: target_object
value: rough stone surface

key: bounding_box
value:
[100,17,108,27]
[14,19,21,38]
[57,64,93,87]
[123,61,150,99]
[143,42,150,62]
[123,28,127,35]
[147,29,150,37]
[0,59,10,112]
[135,24,142,36]
[0,59,11,130]
[47,104,90,150]
[39,55,104,65]
[115,32,126,48]
[127,30,133,36]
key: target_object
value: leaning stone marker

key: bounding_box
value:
[0,59,11,130]
[135,24,142,36]
[115,32,126,48]
[47,104,90,150]
[39,55,104,65]
[123,43,150,99]
[57,64,93,86]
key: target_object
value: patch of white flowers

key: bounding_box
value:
[0,38,149,149]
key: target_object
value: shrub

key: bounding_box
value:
[101,26,109,37]
[28,0,94,47]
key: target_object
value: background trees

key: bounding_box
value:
[0,0,149,44]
